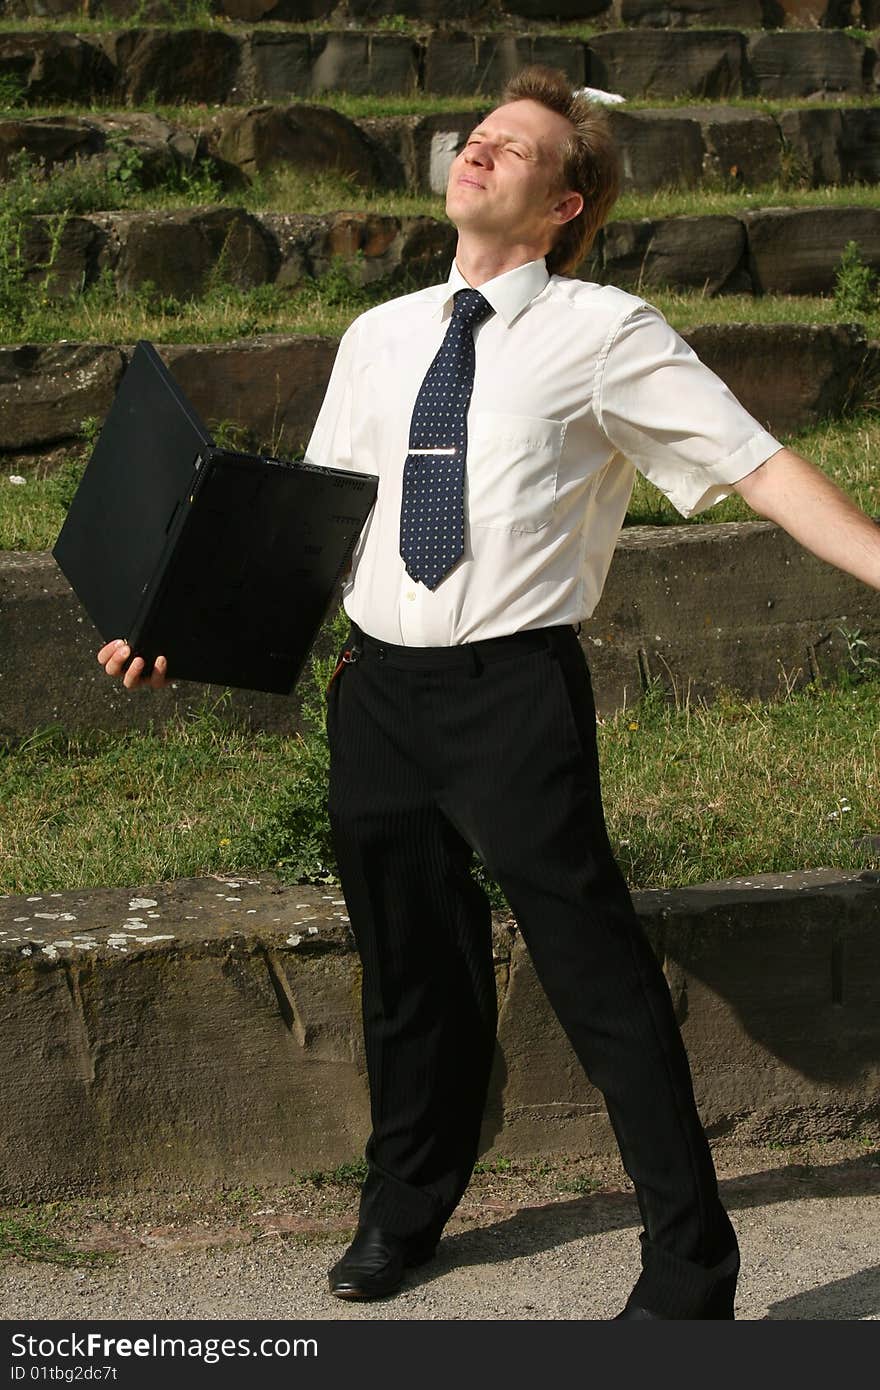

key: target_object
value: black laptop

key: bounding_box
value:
[52,340,377,694]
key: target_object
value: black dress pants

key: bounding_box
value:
[326,619,738,1316]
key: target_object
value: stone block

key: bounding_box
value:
[695,107,783,187]
[0,32,113,103]
[779,107,880,188]
[473,35,586,93]
[112,209,276,300]
[221,0,333,15]
[423,32,480,95]
[93,111,208,190]
[0,344,124,452]
[745,207,880,295]
[588,30,745,99]
[772,0,840,22]
[778,108,844,186]
[409,109,487,194]
[159,336,341,459]
[597,214,748,295]
[838,108,880,184]
[346,0,480,17]
[307,211,456,289]
[0,116,103,180]
[423,29,585,98]
[586,520,880,713]
[680,321,869,433]
[309,32,419,97]
[245,31,312,101]
[209,103,394,189]
[105,28,242,106]
[746,32,868,99]
[21,215,105,301]
[530,37,588,85]
[607,109,705,191]
[258,211,325,289]
[505,0,611,16]
[616,0,763,23]
[3,870,876,1197]
[0,880,371,1198]
[0,550,341,741]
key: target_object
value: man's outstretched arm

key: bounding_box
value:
[733,446,880,591]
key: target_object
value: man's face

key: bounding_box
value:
[445,99,578,251]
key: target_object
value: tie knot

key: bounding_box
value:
[452,289,493,327]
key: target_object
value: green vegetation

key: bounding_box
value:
[2,599,878,898]
[3,410,878,553]
[300,1159,369,1189]
[626,413,880,526]
[0,1208,114,1268]
[3,262,880,353]
[834,240,879,319]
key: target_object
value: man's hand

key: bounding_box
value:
[98,639,169,690]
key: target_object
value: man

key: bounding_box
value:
[99,67,880,1318]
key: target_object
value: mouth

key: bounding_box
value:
[456,175,485,189]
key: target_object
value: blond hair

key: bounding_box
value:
[501,65,621,276]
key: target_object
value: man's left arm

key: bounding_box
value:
[733,447,880,592]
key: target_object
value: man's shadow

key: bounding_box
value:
[406,1150,880,1320]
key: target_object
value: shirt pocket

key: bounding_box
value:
[466,412,564,534]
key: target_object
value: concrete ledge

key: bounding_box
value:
[3,517,879,737]
[0,323,874,458]
[1,867,878,1202]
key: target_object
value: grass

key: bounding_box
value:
[3,410,879,552]
[626,413,880,525]
[14,158,880,222]
[5,281,880,358]
[0,1207,114,1268]
[1,608,878,898]
[6,91,880,125]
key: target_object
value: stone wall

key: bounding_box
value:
[8,104,880,201]
[1,26,878,103]
[1,868,877,1201]
[0,0,870,28]
[14,203,880,304]
[4,514,879,738]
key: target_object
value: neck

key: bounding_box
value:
[452,234,546,287]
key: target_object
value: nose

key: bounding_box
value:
[464,141,493,168]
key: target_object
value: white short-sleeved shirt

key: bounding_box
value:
[305,257,782,646]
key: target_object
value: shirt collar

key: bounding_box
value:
[434,258,550,326]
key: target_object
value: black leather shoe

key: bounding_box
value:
[328,1225,438,1301]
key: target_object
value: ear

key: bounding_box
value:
[551,190,584,227]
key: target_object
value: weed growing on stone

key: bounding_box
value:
[0,1208,116,1268]
[834,240,879,320]
[301,1160,369,1189]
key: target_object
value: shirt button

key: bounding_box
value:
[406,592,416,601]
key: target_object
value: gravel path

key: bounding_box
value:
[2,1141,878,1322]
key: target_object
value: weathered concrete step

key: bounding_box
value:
[2,867,877,1201]
[0,324,874,465]
[360,102,880,193]
[4,512,879,737]
[0,0,871,30]
[1,25,878,103]
[17,204,880,302]
[7,102,880,198]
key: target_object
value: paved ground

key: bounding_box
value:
[2,1140,878,1322]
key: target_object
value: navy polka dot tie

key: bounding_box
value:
[399,288,494,590]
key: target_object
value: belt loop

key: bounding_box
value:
[469,643,481,677]
[575,621,582,637]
